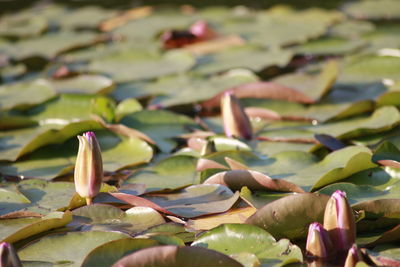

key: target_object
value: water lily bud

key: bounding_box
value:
[189,20,216,40]
[323,190,356,251]
[74,131,103,205]
[306,222,333,258]
[344,244,361,267]
[221,92,252,140]
[0,242,22,267]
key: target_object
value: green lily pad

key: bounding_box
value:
[88,50,195,82]
[58,6,116,29]
[18,231,129,267]
[329,20,375,39]
[344,0,400,20]
[240,186,293,209]
[0,129,153,179]
[372,141,400,165]
[49,75,115,94]
[5,31,101,60]
[111,245,243,267]
[246,193,330,240]
[294,37,366,56]
[0,79,55,111]
[81,238,159,267]
[120,110,199,152]
[0,211,72,243]
[143,222,195,243]
[192,224,303,266]
[70,204,165,233]
[284,146,376,191]
[124,155,198,193]
[339,55,400,83]
[115,98,143,121]
[273,60,338,102]
[221,6,342,48]
[4,179,76,216]
[26,94,114,124]
[318,182,400,207]
[0,120,102,161]
[309,106,400,140]
[193,46,293,75]
[0,12,47,38]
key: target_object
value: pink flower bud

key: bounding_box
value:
[306,222,333,258]
[221,92,252,140]
[344,244,361,267]
[0,242,22,267]
[74,131,103,205]
[189,20,216,40]
[323,190,356,251]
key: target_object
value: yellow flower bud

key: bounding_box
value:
[306,222,333,258]
[323,190,356,251]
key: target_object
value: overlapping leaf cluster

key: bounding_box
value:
[1,0,400,266]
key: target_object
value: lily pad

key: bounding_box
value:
[0,120,102,161]
[111,245,243,267]
[192,224,303,266]
[120,110,199,152]
[81,238,159,267]
[49,74,115,94]
[70,204,165,233]
[88,50,195,82]
[193,46,293,75]
[246,193,330,240]
[123,155,198,193]
[344,0,400,20]
[115,184,240,218]
[0,211,72,243]
[0,79,55,111]
[0,129,152,179]
[273,60,338,101]
[18,231,129,267]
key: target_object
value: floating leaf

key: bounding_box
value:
[0,79,55,111]
[246,193,330,239]
[18,231,129,266]
[89,50,195,82]
[344,0,400,20]
[114,184,239,218]
[50,74,115,94]
[81,238,159,267]
[124,155,198,193]
[192,224,303,266]
[69,204,165,233]
[0,211,72,243]
[0,120,102,161]
[193,46,293,75]
[273,60,338,101]
[120,110,199,152]
[111,245,243,267]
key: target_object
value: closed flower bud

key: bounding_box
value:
[0,242,22,267]
[221,92,252,140]
[306,222,333,258]
[74,131,103,205]
[189,20,216,40]
[344,244,362,267]
[323,190,356,251]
